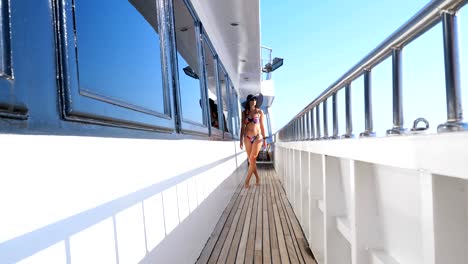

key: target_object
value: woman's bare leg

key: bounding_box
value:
[244,139,262,188]
[253,167,259,184]
[244,137,253,188]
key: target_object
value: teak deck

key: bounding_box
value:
[197,164,317,264]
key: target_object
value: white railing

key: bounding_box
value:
[277,0,468,141]
[273,1,468,263]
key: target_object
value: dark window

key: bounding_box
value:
[58,0,174,130]
[0,0,26,118]
[0,0,11,79]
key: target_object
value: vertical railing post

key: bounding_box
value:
[296,119,300,140]
[360,69,376,137]
[342,83,354,138]
[298,117,301,140]
[301,114,307,140]
[300,116,303,140]
[332,92,339,139]
[316,105,321,139]
[292,121,295,141]
[437,11,468,132]
[305,111,310,140]
[310,109,316,140]
[387,48,406,135]
[322,99,328,139]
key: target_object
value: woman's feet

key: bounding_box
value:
[245,182,260,188]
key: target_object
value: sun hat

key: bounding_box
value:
[241,93,263,109]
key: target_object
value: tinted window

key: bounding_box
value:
[230,86,240,137]
[202,38,220,130]
[0,0,11,79]
[74,0,165,113]
[0,0,26,117]
[218,64,230,133]
[173,0,204,125]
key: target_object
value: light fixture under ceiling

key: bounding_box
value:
[262,57,284,73]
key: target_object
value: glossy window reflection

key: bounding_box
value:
[230,87,240,137]
[74,0,165,114]
[173,0,204,125]
[217,64,229,133]
[202,39,220,130]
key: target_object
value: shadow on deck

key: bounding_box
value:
[197,164,317,264]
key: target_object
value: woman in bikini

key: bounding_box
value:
[240,94,267,188]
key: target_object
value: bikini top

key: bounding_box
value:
[244,116,260,124]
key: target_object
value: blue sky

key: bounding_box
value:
[261,0,468,135]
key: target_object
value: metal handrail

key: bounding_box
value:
[277,0,468,141]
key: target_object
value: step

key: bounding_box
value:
[369,249,399,264]
[336,216,351,242]
[318,199,324,213]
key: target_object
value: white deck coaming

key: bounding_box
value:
[190,0,261,98]
[276,131,468,180]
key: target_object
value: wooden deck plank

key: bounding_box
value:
[236,187,256,263]
[267,170,281,264]
[254,181,263,264]
[199,164,316,264]
[262,180,272,264]
[269,170,290,264]
[197,181,244,264]
[270,169,302,264]
[216,187,249,263]
[226,186,254,263]
[244,182,260,264]
[274,169,317,264]
[205,186,245,264]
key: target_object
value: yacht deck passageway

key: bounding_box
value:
[197,164,317,264]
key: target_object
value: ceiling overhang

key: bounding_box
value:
[190,0,262,99]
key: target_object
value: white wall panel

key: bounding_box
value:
[69,218,116,264]
[0,136,245,264]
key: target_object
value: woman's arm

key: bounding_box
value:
[239,111,245,149]
[259,110,267,147]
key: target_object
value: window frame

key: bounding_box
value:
[169,0,210,136]
[217,62,233,139]
[200,32,223,139]
[56,0,175,132]
[230,83,241,139]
